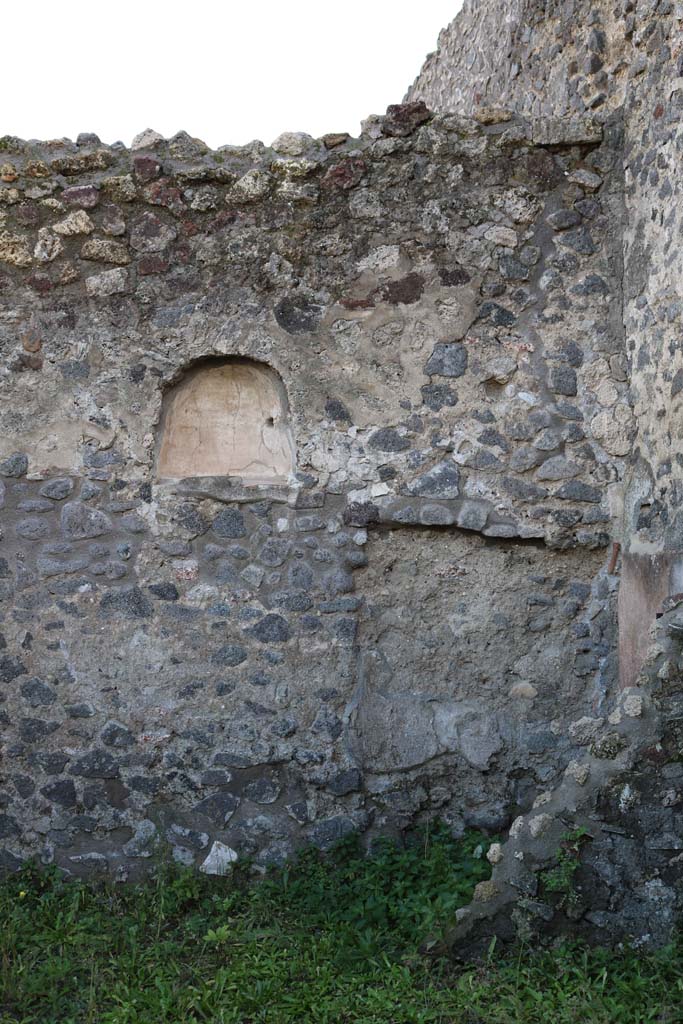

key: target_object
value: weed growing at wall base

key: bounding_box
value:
[0,826,681,1023]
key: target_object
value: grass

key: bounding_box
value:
[0,825,681,1023]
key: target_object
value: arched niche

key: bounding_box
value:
[156,358,295,483]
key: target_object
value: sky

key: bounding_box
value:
[4,1,462,149]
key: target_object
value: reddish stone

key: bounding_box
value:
[137,255,169,276]
[15,204,41,226]
[143,179,185,214]
[654,103,665,119]
[134,156,162,182]
[21,333,42,353]
[340,290,377,310]
[321,157,366,191]
[382,101,431,137]
[19,352,44,371]
[382,273,424,306]
[180,218,200,237]
[28,272,52,295]
[61,185,100,208]
[439,266,471,287]
[209,210,238,232]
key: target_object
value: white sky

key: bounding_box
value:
[5,1,462,149]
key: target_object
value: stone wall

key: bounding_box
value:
[0,108,628,879]
[406,0,634,121]
[405,0,683,952]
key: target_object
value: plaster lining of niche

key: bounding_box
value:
[156,358,296,485]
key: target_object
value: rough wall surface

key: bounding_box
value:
[406,0,633,120]
[1,0,683,951]
[0,111,626,880]
[406,0,683,952]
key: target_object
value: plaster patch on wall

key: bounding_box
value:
[157,360,295,482]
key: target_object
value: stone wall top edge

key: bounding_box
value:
[0,109,603,172]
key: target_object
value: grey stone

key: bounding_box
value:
[194,791,240,826]
[20,678,57,707]
[424,342,468,377]
[17,499,54,513]
[0,453,28,478]
[456,500,490,531]
[211,644,248,667]
[274,295,324,334]
[200,841,238,875]
[37,556,89,578]
[19,718,60,743]
[121,513,146,533]
[101,720,135,749]
[70,749,120,779]
[66,703,95,718]
[328,768,362,796]
[247,614,291,643]
[61,501,112,540]
[100,586,152,618]
[16,517,51,539]
[419,504,456,525]
[120,820,158,858]
[308,815,357,850]
[548,209,582,230]
[407,461,460,499]
[0,656,21,686]
[89,560,128,580]
[245,777,281,804]
[549,366,578,396]
[148,582,179,601]
[367,428,410,453]
[536,456,581,481]
[41,780,77,808]
[555,481,602,503]
[212,508,246,538]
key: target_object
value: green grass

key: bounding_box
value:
[0,826,681,1023]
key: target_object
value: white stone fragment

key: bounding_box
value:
[532,791,553,809]
[568,168,603,191]
[357,245,401,272]
[172,847,195,867]
[486,842,504,865]
[619,784,637,813]
[509,815,526,838]
[231,169,272,201]
[484,225,518,247]
[85,268,129,297]
[565,761,590,785]
[34,228,63,262]
[200,841,239,876]
[528,813,553,839]
[568,716,604,745]
[509,681,538,700]
[271,132,314,156]
[624,693,644,718]
[131,128,165,150]
[590,404,635,456]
